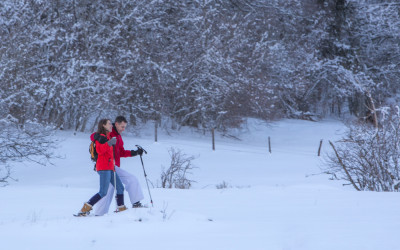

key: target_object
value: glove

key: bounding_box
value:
[131,148,143,156]
[107,137,117,146]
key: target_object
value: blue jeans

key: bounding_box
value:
[98,170,124,197]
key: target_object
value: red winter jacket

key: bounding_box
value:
[110,124,133,167]
[91,133,115,171]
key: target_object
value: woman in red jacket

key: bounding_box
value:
[75,119,126,216]
[93,116,145,215]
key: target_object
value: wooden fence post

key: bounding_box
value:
[318,139,323,156]
[212,128,215,151]
[268,136,271,154]
[155,121,158,142]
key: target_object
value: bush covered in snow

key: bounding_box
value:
[324,106,400,191]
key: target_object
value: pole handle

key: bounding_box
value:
[135,145,147,154]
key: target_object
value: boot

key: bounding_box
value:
[114,194,127,213]
[75,203,92,217]
[116,194,124,207]
[115,205,127,213]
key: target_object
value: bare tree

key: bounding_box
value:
[0,118,59,186]
[160,148,197,189]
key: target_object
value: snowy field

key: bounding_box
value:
[1,119,400,250]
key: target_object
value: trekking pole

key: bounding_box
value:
[114,167,117,210]
[113,144,118,211]
[136,145,154,207]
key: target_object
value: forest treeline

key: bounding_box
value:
[1,0,399,131]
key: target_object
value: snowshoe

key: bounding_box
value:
[73,211,90,217]
[132,202,147,208]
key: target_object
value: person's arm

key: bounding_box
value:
[96,136,114,156]
[118,137,134,157]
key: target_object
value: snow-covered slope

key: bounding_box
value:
[1,119,399,250]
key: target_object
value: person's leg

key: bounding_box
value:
[114,171,125,195]
[116,167,144,205]
[110,171,126,210]
[97,170,112,198]
[87,170,112,205]
[93,185,114,216]
[77,170,112,216]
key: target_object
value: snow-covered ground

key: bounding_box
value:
[1,119,399,250]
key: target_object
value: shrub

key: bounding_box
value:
[323,106,400,191]
[160,148,197,189]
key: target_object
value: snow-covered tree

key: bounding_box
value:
[1,0,399,130]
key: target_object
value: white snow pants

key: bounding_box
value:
[94,167,144,216]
